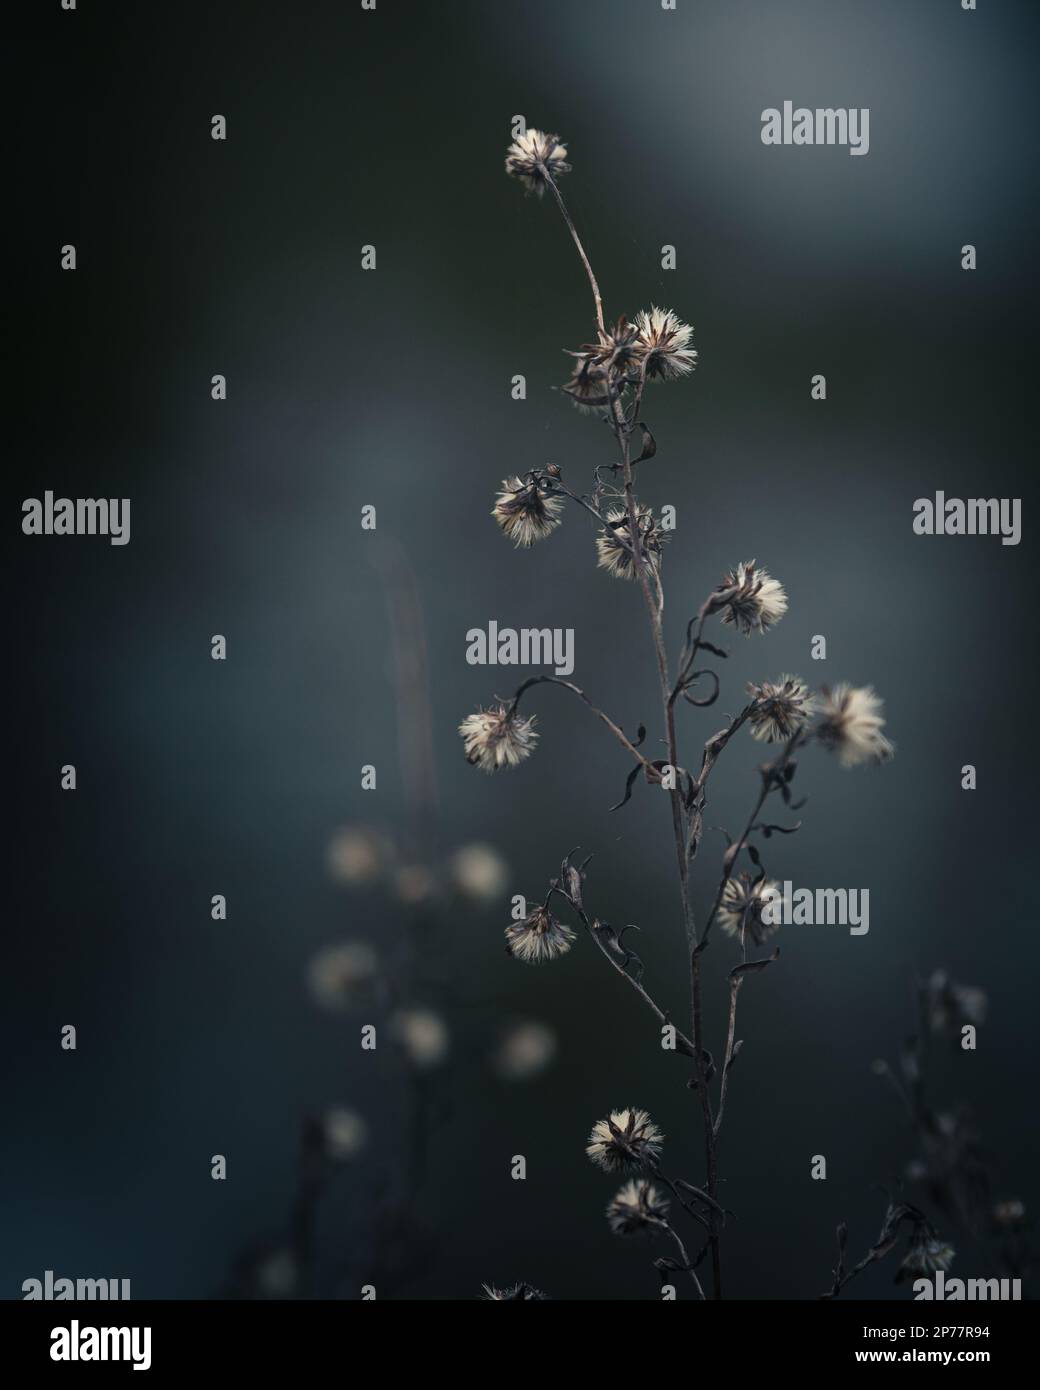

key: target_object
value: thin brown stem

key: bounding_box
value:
[658,1220,707,1300]
[653,1170,712,1234]
[542,161,723,1297]
[685,708,754,863]
[509,674,655,774]
[549,886,696,1057]
[540,165,605,335]
[701,733,803,948]
[550,480,625,539]
[606,362,724,1297]
[714,975,744,1138]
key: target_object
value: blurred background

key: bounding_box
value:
[6,0,1038,1299]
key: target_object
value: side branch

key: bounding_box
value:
[700,733,803,948]
[509,675,655,774]
[547,885,696,1058]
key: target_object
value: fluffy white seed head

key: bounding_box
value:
[492,476,563,547]
[815,684,894,767]
[633,306,697,380]
[747,675,815,743]
[586,1108,664,1172]
[494,1021,558,1080]
[898,1234,955,1280]
[606,1179,671,1236]
[561,354,611,413]
[584,317,644,375]
[322,1106,368,1160]
[459,705,539,772]
[717,873,781,947]
[481,1282,548,1300]
[390,1008,449,1068]
[504,906,576,964]
[715,560,788,635]
[595,505,664,580]
[307,941,378,1011]
[450,843,510,904]
[326,825,387,886]
[504,128,570,196]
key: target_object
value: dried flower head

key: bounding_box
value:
[481,1282,548,1300]
[459,704,538,772]
[326,825,388,886]
[606,1179,670,1237]
[505,905,576,964]
[394,864,438,904]
[561,354,610,413]
[920,969,987,1040]
[450,842,509,904]
[492,475,563,548]
[747,675,815,743]
[494,1020,558,1080]
[580,316,644,379]
[714,560,788,635]
[596,505,664,580]
[390,1007,449,1068]
[633,306,697,380]
[504,128,570,196]
[586,1108,664,1173]
[815,684,894,767]
[717,873,781,947]
[993,1199,1026,1229]
[896,1232,955,1282]
[322,1106,368,1161]
[306,941,378,1011]
[254,1248,299,1297]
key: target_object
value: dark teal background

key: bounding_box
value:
[6,0,1038,1299]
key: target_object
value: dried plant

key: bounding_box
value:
[844,970,1033,1293]
[821,1200,954,1300]
[821,962,1033,1299]
[225,544,560,1300]
[462,125,900,1299]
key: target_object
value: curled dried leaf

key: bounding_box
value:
[730,947,781,979]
